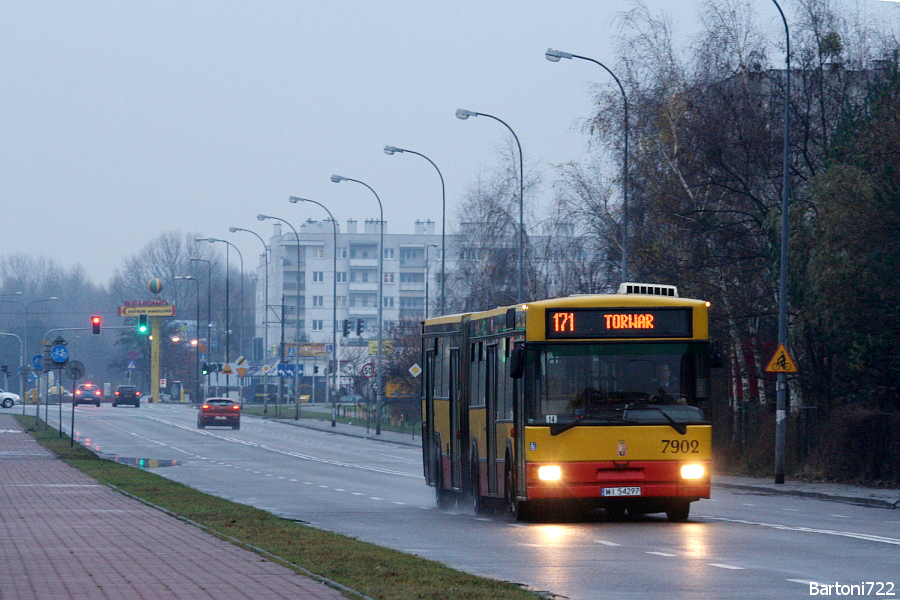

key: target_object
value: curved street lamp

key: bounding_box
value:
[546,48,629,283]
[330,174,386,435]
[456,108,525,303]
[258,214,303,419]
[384,145,447,315]
[771,0,792,486]
[200,237,246,390]
[231,226,271,412]
[189,257,213,392]
[174,275,202,404]
[289,196,339,427]
[2,296,58,416]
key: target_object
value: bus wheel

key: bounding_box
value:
[471,458,486,514]
[666,500,690,522]
[434,446,453,510]
[506,465,532,522]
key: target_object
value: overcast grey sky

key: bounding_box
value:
[1,1,896,284]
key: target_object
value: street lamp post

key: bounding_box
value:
[425,244,438,319]
[289,196,338,427]
[2,296,58,416]
[771,0,792,485]
[384,145,447,315]
[331,174,386,435]
[545,48,629,283]
[456,109,525,303]
[257,214,303,419]
[189,257,212,393]
[174,275,201,404]
[231,226,271,413]
[200,237,245,392]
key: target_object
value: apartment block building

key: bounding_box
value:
[256,219,451,360]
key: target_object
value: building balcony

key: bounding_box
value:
[349,258,378,268]
[400,283,424,292]
[348,306,378,316]
[349,282,378,292]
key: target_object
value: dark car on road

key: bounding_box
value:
[73,383,102,407]
[197,398,240,429]
[113,385,141,407]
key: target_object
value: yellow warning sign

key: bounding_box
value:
[765,344,798,374]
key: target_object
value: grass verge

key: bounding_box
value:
[15,415,541,600]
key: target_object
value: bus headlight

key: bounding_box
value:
[538,465,562,481]
[680,464,705,480]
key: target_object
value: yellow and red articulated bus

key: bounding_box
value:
[421,283,716,522]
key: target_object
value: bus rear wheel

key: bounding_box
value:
[434,445,453,510]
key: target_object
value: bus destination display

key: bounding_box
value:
[546,307,693,339]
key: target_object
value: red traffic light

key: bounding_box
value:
[91,315,101,335]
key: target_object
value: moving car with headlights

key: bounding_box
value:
[0,389,21,408]
[73,383,102,407]
[197,398,240,429]
[113,385,141,407]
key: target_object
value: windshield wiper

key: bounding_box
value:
[625,404,687,435]
[549,420,583,436]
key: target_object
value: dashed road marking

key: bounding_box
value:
[709,563,744,570]
[595,540,621,547]
[647,551,677,557]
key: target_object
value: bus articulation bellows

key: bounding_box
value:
[421,283,716,522]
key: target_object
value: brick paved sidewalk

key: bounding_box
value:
[0,414,351,600]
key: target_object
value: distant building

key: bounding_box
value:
[257,219,452,361]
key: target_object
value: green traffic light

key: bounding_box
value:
[137,314,149,335]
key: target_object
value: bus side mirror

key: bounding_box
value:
[710,341,724,369]
[509,347,525,379]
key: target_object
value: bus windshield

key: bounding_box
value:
[524,342,709,427]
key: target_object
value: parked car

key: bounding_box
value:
[47,385,73,401]
[197,398,240,430]
[113,385,141,407]
[0,389,21,408]
[73,383,102,407]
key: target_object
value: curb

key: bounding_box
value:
[712,481,900,510]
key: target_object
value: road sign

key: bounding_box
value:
[765,344,798,374]
[326,343,334,354]
[127,361,137,370]
[51,345,69,365]
[408,363,422,378]
[66,361,85,380]
[361,363,375,378]
[276,363,295,377]
[31,354,43,371]
[220,363,234,375]
[127,350,138,360]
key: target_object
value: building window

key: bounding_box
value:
[336,296,347,308]
[336,272,348,283]
[312,320,323,331]
[313,295,324,307]
[340,248,348,259]
[383,296,395,308]
[313,247,324,259]
[383,248,394,260]
[384,272,395,284]
[313,271,324,283]
[400,272,424,283]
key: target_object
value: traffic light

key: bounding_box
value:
[356,319,364,336]
[342,319,350,337]
[201,362,209,376]
[313,366,319,374]
[137,314,149,335]
[91,315,101,335]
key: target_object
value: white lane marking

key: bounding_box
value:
[370,497,383,501]
[318,485,329,489]
[393,502,407,506]
[352,492,363,496]
[334,488,346,492]
[741,503,756,507]
[710,563,744,570]
[647,551,677,557]
[595,540,621,547]
[699,515,900,546]
[145,415,423,479]
[787,579,813,586]
[829,514,850,518]
[782,508,800,512]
